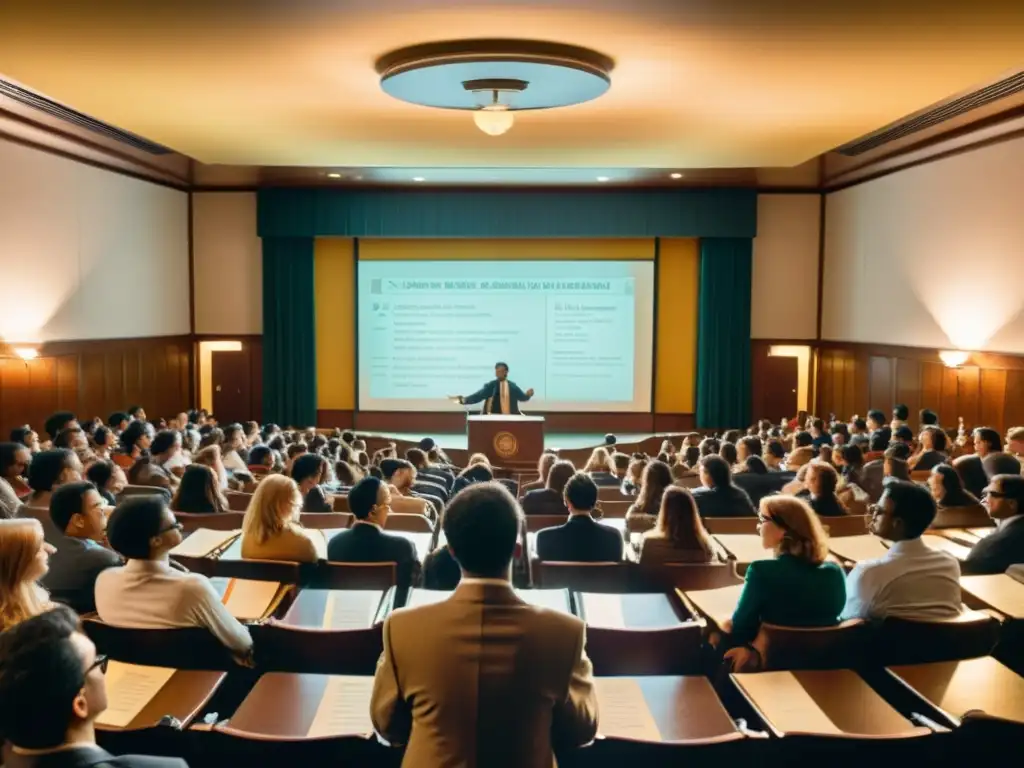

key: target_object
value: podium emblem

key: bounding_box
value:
[493,431,519,459]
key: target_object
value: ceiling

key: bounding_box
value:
[0,1,1022,171]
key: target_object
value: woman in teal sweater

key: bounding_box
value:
[723,495,846,669]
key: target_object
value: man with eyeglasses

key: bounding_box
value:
[94,496,252,661]
[962,474,1024,575]
[841,481,961,621]
[0,605,187,767]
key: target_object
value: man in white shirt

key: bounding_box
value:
[842,481,961,621]
[95,496,253,660]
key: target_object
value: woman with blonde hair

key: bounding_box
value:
[639,487,718,565]
[468,452,491,468]
[583,447,619,487]
[0,518,55,632]
[240,474,320,563]
[519,452,557,496]
[723,495,846,669]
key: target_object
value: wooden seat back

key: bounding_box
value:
[754,619,869,671]
[820,515,871,537]
[633,562,743,591]
[174,511,245,532]
[585,624,704,676]
[533,561,630,592]
[82,617,235,670]
[384,513,434,533]
[331,495,351,512]
[250,623,383,675]
[596,500,631,519]
[299,512,352,530]
[873,610,1000,665]
[225,492,252,512]
[524,514,568,533]
[313,562,397,590]
[703,517,758,535]
[209,557,302,583]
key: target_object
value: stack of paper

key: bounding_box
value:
[306,676,375,737]
[221,579,282,621]
[170,529,240,558]
[594,678,661,741]
[94,662,176,728]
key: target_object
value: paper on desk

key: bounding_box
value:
[684,584,745,628]
[94,661,176,728]
[306,676,375,737]
[582,593,626,628]
[222,578,281,620]
[322,591,379,630]
[827,534,889,563]
[516,588,571,615]
[920,534,971,561]
[733,671,842,736]
[594,678,661,742]
[170,528,240,558]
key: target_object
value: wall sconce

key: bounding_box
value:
[939,350,969,368]
[5,346,39,361]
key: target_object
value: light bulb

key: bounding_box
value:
[13,347,38,361]
[473,104,514,136]
[939,350,969,368]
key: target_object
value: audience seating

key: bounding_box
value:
[299,512,353,529]
[636,563,743,591]
[332,495,351,512]
[118,484,171,501]
[703,517,758,535]
[226,492,252,512]
[752,619,869,671]
[175,511,245,532]
[533,561,631,592]
[82,618,238,670]
[821,515,872,537]
[210,557,303,583]
[384,512,434,533]
[523,514,570,532]
[595,500,630,518]
[250,623,384,676]
[309,562,397,590]
[871,611,1000,666]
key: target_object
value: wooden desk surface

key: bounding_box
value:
[920,534,972,561]
[597,676,739,742]
[969,527,995,539]
[683,584,745,629]
[828,534,890,563]
[712,535,773,565]
[226,673,348,737]
[933,528,981,546]
[281,589,386,630]
[577,592,684,629]
[889,656,1024,725]
[97,669,226,732]
[732,669,926,737]
[960,574,1024,619]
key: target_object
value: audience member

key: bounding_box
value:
[830,423,849,447]
[722,496,845,670]
[737,436,762,466]
[0,518,54,632]
[221,424,248,472]
[805,462,846,517]
[370,482,596,764]
[866,409,886,433]
[327,477,420,589]
[892,425,914,448]
[246,444,274,475]
[451,462,494,495]
[891,403,910,431]
[920,409,939,427]
[521,460,575,516]
[0,442,32,518]
[982,451,1021,479]
[96,496,252,658]
[809,418,832,449]
[621,456,647,495]
[884,444,911,484]
[21,450,83,536]
[909,426,947,471]
[954,454,988,500]
[962,474,1024,574]
[692,455,756,518]
[833,444,864,489]
[171,464,229,514]
[763,439,785,471]
[1007,426,1024,458]
[129,430,181,489]
[582,447,619,487]
[786,431,815,468]
[127,405,147,422]
[519,453,556,495]
[194,444,229,491]
[116,420,152,467]
[535,473,622,562]
[928,464,989,528]
[10,426,41,454]
[718,441,738,467]
[241,475,319,563]
[639,486,717,566]
[0,606,188,768]
[973,427,1002,458]
[291,453,333,512]
[625,460,673,526]
[44,412,79,443]
[84,460,126,507]
[90,426,116,462]
[843,481,960,620]
[42,482,120,614]
[698,437,720,458]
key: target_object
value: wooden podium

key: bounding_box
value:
[467,415,545,467]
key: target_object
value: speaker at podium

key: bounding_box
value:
[467,415,545,467]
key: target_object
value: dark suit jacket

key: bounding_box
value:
[733,471,795,508]
[462,378,532,415]
[303,485,332,513]
[370,582,597,768]
[691,484,757,518]
[327,522,419,588]
[4,745,186,768]
[911,450,947,472]
[810,494,847,517]
[962,516,1024,575]
[535,515,623,563]
[521,487,568,516]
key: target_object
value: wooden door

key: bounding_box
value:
[212,349,252,426]
[753,355,799,424]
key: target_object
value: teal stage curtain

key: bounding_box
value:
[696,238,752,429]
[262,238,317,427]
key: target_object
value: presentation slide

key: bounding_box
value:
[356,260,654,412]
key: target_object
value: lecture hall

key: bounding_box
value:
[0,3,1023,767]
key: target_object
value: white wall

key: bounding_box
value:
[192,192,262,334]
[751,194,821,339]
[0,137,189,342]
[823,134,1024,353]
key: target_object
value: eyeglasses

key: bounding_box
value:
[156,521,184,535]
[757,512,788,531]
[86,654,109,675]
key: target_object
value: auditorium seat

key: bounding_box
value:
[752,619,869,671]
[820,514,872,537]
[533,561,631,592]
[523,514,570,532]
[251,622,384,675]
[225,492,252,511]
[635,563,743,591]
[82,618,237,670]
[299,512,353,529]
[703,517,758,535]
[311,562,397,590]
[384,512,434,533]
[332,495,351,512]
[871,610,1000,665]
[209,556,303,583]
[596,500,631,518]
[175,511,245,532]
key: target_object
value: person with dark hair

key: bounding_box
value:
[521,460,576,516]
[763,440,786,472]
[693,455,756,518]
[866,409,886,432]
[220,424,248,473]
[327,477,420,590]
[380,458,436,516]
[371,482,596,764]
[842,481,960,620]
[833,444,864,488]
[927,464,989,528]
[0,606,188,768]
[42,482,120,614]
[117,420,152,468]
[639,486,717,565]
[89,425,116,462]
[883,444,911,484]
[973,427,1002,458]
[848,417,868,436]
[10,426,40,453]
[22,450,83,529]
[247,444,274,475]
[805,462,846,517]
[171,464,229,514]
[920,409,939,427]
[786,431,815,469]
[829,423,849,448]
[95,496,252,657]
[127,405,146,422]
[808,418,831,449]
[334,461,362,488]
[535,473,622,563]
[85,460,126,507]
[44,412,78,442]
[625,460,674,527]
[961,474,1024,574]
[892,425,914,448]
[454,362,534,415]
[107,411,130,433]
[0,442,32,518]
[291,453,333,512]
[129,430,181,490]
[953,454,988,500]
[982,451,1021,480]
[718,442,738,467]
[892,403,910,430]
[908,426,947,472]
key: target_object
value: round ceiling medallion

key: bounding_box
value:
[375,39,613,135]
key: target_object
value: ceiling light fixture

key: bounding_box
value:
[376,39,614,138]
[412,177,426,182]
[327,172,342,179]
[670,173,683,179]
[939,350,970,368]
[12,346,38,361]
[596,176,610,182]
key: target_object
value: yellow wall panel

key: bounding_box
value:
[314,238,355,410]
[656,239,699,413]
[359,239,654,261]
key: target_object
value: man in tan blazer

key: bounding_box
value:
[371,482,598,767]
